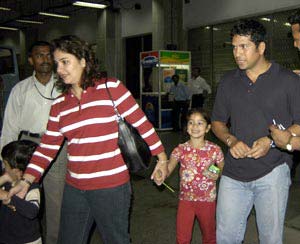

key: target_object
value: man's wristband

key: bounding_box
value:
[226,136,233,147]
[267,135,276,148]
[21,177,32,187]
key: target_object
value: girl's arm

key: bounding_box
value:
[167,156,179,177]
[218,160,224,175]
[4,188,40,219]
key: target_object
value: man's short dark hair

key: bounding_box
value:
[288,10,300,25]
[230,19,267,47]
[193,67,201,73]
[28,41,51,56]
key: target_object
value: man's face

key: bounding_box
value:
[291,23,300,51]
[28,45,53,74]
[192,68,199,77]
[232,35,264,71]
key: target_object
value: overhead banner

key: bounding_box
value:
[160,51,190,64]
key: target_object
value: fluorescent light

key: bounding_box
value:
[73,1,107,9]
[261,17,271,22]
[39,12,70,19]
[0,7,11,11]
[284,22,291,27]
[16,19,44,25]
[0,26,18,31]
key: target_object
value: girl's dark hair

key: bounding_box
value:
[51,35,99,93]
[186,108,211,124]
[230,19,267,48]
[1,140,38,172]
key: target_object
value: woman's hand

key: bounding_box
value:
[0,188,9,201]
[151,161,168,186]
[8,180,30,199]
[0,172,13,186]
[151,152,169,186]
[8,174,35,199]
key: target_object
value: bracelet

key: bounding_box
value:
[226,136,232,147]
[157,160,169,164]
[267,135,276,148]
[21,177,32,187]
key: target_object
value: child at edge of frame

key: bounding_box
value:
[0,140,42,244]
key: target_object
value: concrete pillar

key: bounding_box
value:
[96,9,123,79]
[152,0,165,50]
[152,0,187,51]
[19,30,26,67]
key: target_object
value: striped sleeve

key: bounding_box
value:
[25,97,65,181]
[107,79,165,155]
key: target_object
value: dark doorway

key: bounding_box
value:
[125,34,152,98]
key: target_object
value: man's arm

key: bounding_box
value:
[0,86,22,150]
[199,77,212,94]
[269,124,300,151]
[211,121,251,159]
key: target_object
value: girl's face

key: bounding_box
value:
[54,49,86,86]
[3,160,21,182]
[186,113,211,139]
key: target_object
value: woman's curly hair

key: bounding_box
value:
[51,35,100,93]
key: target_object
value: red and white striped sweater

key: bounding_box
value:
[25,78,165,190]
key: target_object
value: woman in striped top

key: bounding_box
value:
[9,35,168,244]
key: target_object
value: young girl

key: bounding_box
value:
[0,140,41,244]
[167,108,224,244]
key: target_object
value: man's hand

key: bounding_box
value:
[293,69,300,75]
[8,180,30,199]
[269,125,291,149]
[229,140,251,159]
[246,137,271,159]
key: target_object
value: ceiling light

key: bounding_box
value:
[16,19,44,25]
[39,12,70,19]
[0,7,11,11]
[73,1,107,9]
[0,26,18,31]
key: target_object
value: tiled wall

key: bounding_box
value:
[188,9,300,110]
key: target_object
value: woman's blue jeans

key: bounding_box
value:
[216,163,291,244]
[57,182,131,244]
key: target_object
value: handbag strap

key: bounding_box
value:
[105,81,122,121]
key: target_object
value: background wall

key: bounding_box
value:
[121,0,152,37]
[188,9,300,110]
[183,0,300,28]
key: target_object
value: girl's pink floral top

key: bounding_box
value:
[171,140,224,202]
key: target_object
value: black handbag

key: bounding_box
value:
[105,82,152,173]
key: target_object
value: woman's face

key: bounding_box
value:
[54,49,86,86]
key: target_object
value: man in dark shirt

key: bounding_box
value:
[270,10,300,152]
[212,19,300,244]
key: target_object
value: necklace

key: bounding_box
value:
[34,82,56,101]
